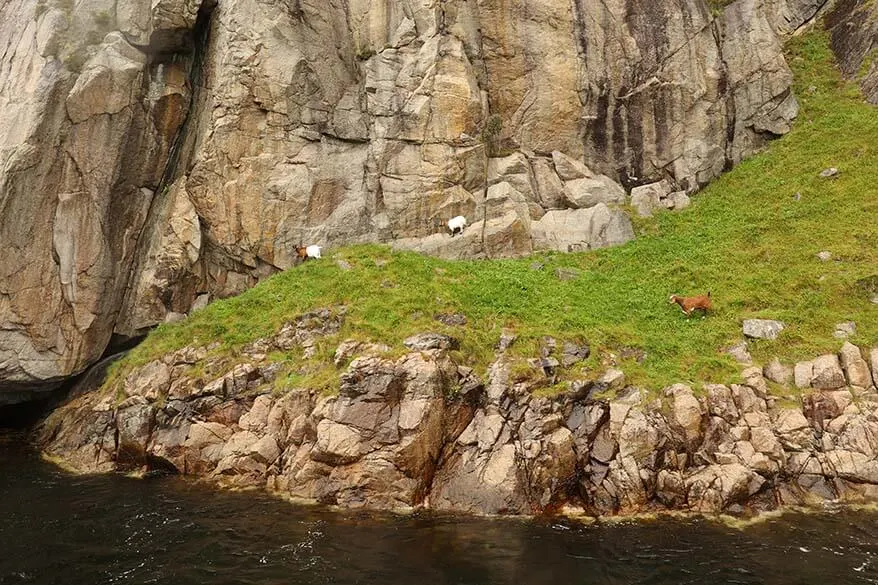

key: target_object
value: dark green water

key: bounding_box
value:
[2,431,877,584]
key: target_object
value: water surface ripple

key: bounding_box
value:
[2,433,877,584]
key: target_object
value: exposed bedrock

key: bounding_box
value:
[826,0,878,104]
[37,316,878,517]
[0,0,850,395]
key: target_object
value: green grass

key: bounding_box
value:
[107,31,877,396]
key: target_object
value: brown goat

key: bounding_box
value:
[295,244,309,262]
[669,292,712,317]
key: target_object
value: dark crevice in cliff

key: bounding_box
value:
[113,1,216,343]
[0,400,52,429]
[0,350,125,429]
[104,332,148,358]
[156,1,215,189]
[711,19,737,173]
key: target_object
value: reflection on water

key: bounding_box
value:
[2,431,878,584]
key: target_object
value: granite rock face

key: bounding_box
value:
[38,312,878,518]
[827,0,878,104]
[0,0,836,397]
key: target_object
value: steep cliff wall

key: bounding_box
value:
[0,0,205,396]
[0,0,844,397]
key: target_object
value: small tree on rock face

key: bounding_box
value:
[482,114,503,157]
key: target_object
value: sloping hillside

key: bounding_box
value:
[110,31,877,394]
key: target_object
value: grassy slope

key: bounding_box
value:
[110,32,877,395]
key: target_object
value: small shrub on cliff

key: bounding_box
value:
[481,114,504,157]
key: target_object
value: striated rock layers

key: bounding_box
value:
[39,312,878,517]
[0,0,828,396]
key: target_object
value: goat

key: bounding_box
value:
[295,244,322,262]
[448,215,467,237]
[669,292,712,317]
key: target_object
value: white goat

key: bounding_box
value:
[448,215,467,237]
[296,244,322,261]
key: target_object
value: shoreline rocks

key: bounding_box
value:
[36,315,878,520]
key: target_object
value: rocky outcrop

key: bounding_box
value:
[1,0,825,397]
[827,0,878,104]
[38,309,878,518]
[743,319,786,340]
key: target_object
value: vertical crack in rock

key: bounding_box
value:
[114,1,216,340]
[711,18,737,172]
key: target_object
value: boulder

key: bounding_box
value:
[725,342,753,365]
[238,395,274,432]
[670,191,691,210]
[562,342,590,367]
[311,421,364,466]
[742,367,769,395]
[665,384,703,448]
[600,369,626,390]
[563,176,627,209]
[834,322,857,339]
[794,361,814,389]
[185,422,235,452]
[629,180,673,217]
[743,319,785,340]
[531,157,569,209]
[685,463,764,513]
[824,450,878,484]
[839,343,871,388]
[811,354,846,390]
[763,358,793,385]
[551,151,594,181]
[706,384,740,423]
[531,205,635,253]
[773,409,814,451]
[403,333,459,352]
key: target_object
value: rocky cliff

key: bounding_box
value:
[2,0,837,399]
[827,0,878,103]
[38,311,878,516]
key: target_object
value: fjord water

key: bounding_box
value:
[2,433,877,585]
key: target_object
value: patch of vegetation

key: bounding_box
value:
[50,5,115,73]
[481,114,504,157]
[34,0,48,19]
[54,0,73,16]
[706,0,735,16]
[62,47,89,73]
[110,31,876,394]
[92,9,111,29]
[355,45,376,61]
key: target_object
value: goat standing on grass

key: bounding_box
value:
[295,244,322,262]
[669,292,712,317]
[448,215,467,237]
